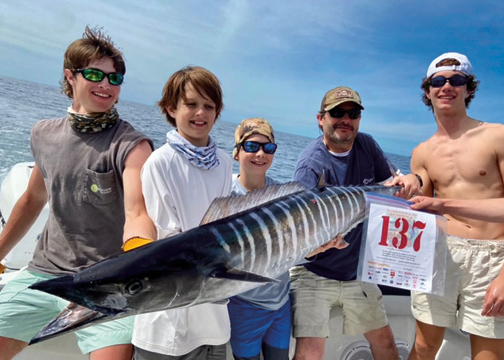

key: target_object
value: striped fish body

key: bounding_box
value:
[29,184,399,340]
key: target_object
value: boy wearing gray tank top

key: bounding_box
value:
[0,26,156,359]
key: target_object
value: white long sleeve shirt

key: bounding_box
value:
[132,142,233,356]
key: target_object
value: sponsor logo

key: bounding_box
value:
[90,184,112,195]
[363,178,374,185]
[334,89,355,100]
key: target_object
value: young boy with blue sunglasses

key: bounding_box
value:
[228,118,345,360]
[228,118,290,360]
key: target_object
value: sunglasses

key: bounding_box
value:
[76,68,124,86]
[430,74,468,88]
[238,141,277,154]
[327,108,361,120]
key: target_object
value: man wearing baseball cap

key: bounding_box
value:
[401,53,504,359]
[290,86,421,360]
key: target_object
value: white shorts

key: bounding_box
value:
[411,235,504,339]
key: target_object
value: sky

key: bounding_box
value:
[1,0,503,156]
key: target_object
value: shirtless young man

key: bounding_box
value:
[406,52,504,360]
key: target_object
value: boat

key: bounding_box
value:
[0,162,471,359]
[0,163,86,360]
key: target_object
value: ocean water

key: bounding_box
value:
[0,76,410,183]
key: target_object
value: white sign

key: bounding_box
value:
[358,194,447,295]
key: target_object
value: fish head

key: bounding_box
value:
[30,251,206,315]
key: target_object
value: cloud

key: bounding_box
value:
[1,0,504,157]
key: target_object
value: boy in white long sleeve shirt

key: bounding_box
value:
[132,66,232,360]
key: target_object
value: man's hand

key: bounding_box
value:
[482,273,504,317]
[409,196,444,213]
[385,174,422,200]
[306,235,349,258]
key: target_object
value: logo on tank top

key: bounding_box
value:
[90,184,112,194]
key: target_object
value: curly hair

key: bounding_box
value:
[61,26,125,99]
[421,58,479,109]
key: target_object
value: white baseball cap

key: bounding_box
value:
[426,52,474,78]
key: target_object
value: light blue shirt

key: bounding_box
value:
[230,174,290,310]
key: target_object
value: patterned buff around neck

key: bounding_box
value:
[166,129,220,170]
[67,106,119,133]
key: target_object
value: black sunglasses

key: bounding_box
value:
[430,74,468,88]
[238,141,277,154]
[76,68,124,86]
[327,107,361,120]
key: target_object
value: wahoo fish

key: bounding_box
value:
[30,182,400,343]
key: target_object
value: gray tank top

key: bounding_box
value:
[28,117,153,275]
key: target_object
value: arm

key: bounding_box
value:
[410,144,433,197]
[387,173,423,200]
[481,125,504,317]
[305,234,349,258]
[122,140,157,243]
[386,146,426,199]
[140,150,182,241]
[482,266,504,317]
[0,165,47,262]
[371,139,421,199]
[410,196,504,222]
[293,165,319,189]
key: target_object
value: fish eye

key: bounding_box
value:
[124,280,143,295]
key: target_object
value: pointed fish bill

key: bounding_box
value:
[29,183,401,343]
[29,303,112,345]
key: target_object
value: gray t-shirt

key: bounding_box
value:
[230,174,290,310]
[28,117,153,275]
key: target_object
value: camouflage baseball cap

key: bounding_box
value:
[320,86,364,112]
[233,117,275,159]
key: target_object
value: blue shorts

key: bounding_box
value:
[0,269,133,354]
[227,296,290,359]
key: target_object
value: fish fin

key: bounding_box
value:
[211,299,229,305]
[317,169,330,187]
[200,181,306,225]
[209,268,279,283]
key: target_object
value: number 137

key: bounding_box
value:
[378,216,426,252]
